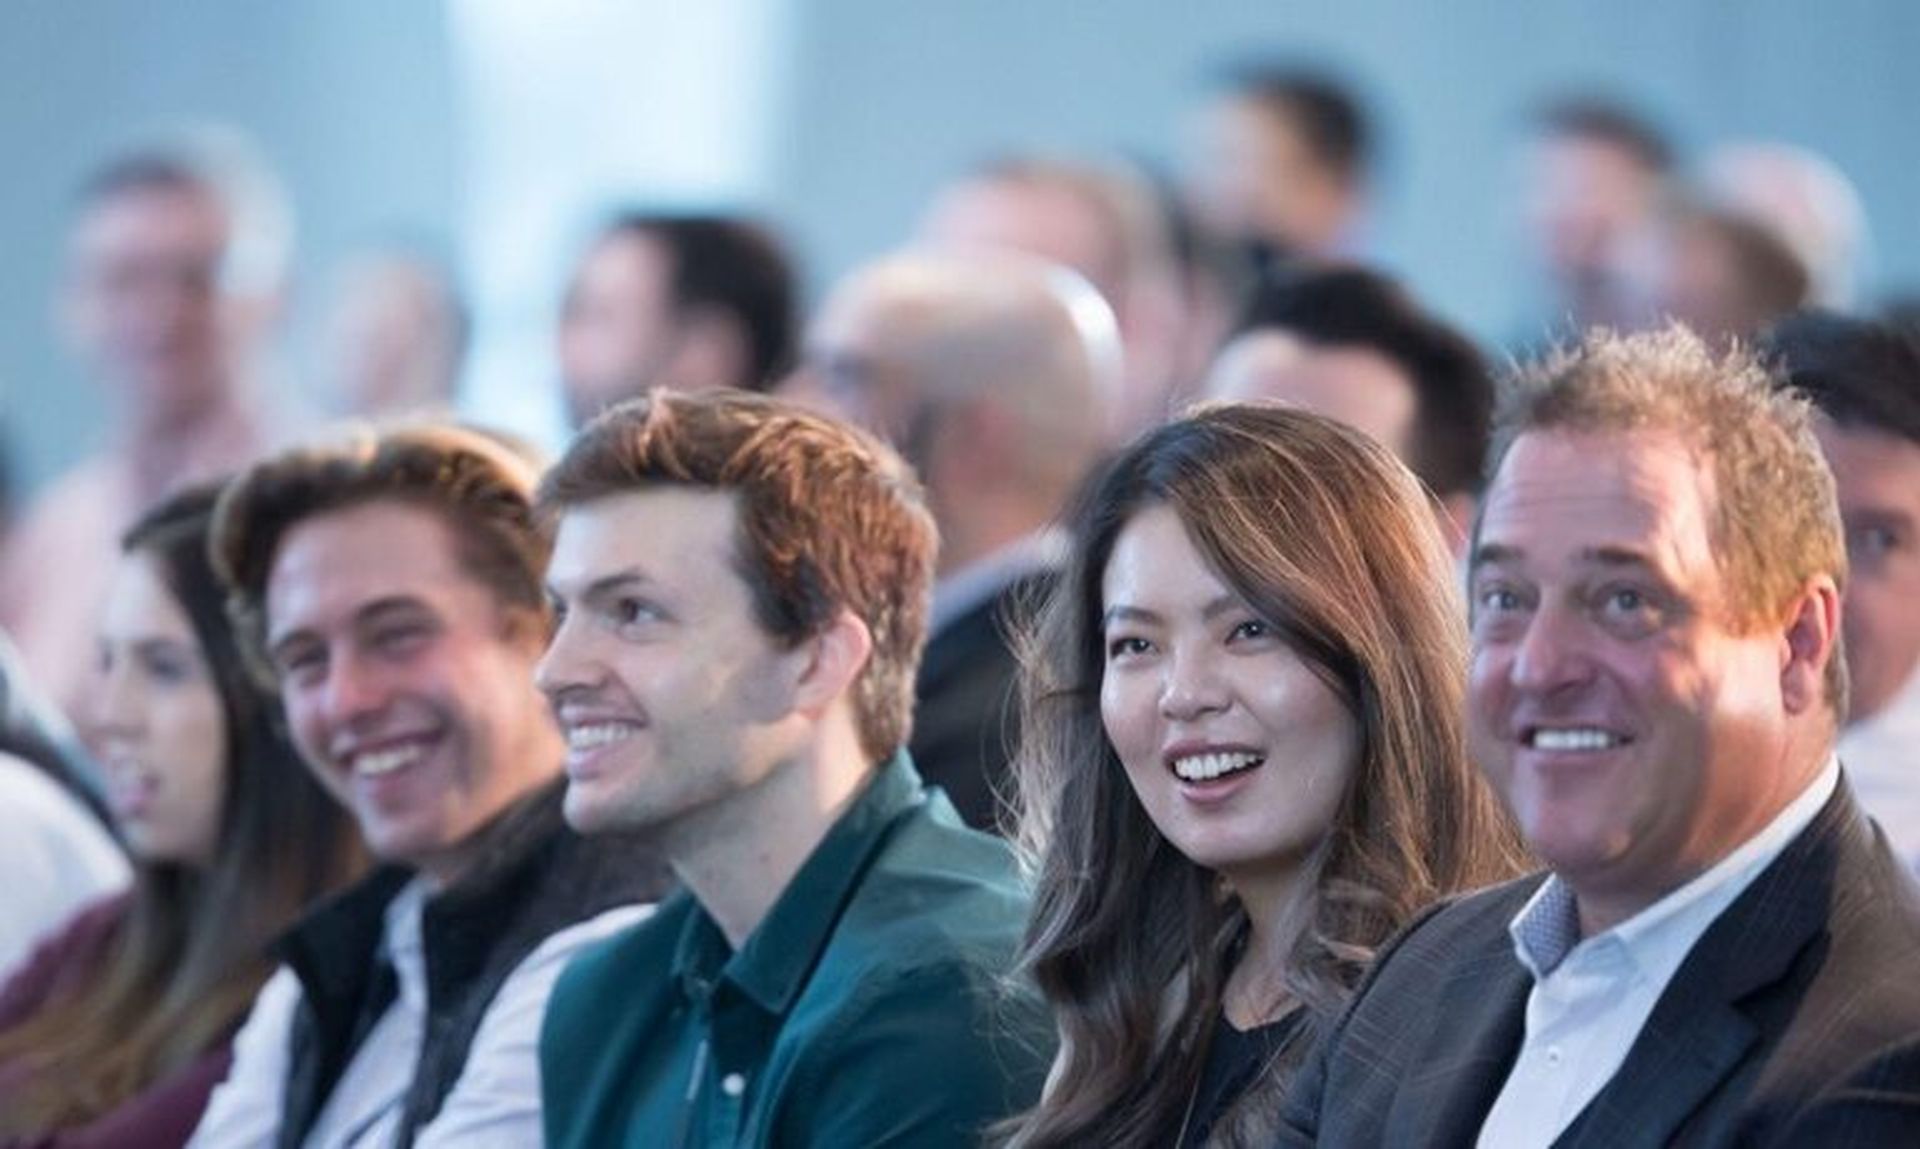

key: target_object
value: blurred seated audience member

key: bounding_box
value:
[1763,310,1920,872]
[1702,142,1869,310]
[1883,294,1920,342]
[0,132,294,724]
[1205,266,1494,553]
[920,153,1186,437]
[316,242,467,419]
[789,250,1116,830]
[190,425,669,1148]
[1181,62,1374,270]
[0,750,128,982]
[557,211,797,427]
[536,390,1055,1146]
[1519,95,1674,337]
[1001,404,1526,1147]
[0,628,108,813]
[0,484,362,1148]
[1654,198,1811,347]
[1279,328,1920,1146]
[1158,181,1259,404]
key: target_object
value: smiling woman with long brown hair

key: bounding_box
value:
[1001,402,1527,1148]
[0,484,365,1147]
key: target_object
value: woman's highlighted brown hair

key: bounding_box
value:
[1004,402,1527,1147]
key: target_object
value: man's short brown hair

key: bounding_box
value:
[539,389,938,764]
[211,422,551,673]
[1487,324,1848,710]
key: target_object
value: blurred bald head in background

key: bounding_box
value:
[788,249,1119,828]
[794,249,1116,570]
[919,154,1187,440]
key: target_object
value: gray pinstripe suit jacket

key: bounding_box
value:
[1276,779,1920,1147]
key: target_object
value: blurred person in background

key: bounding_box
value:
[0,484,364,1148]
[1653,198,1811,347]
[1702,142,1869,311]
[557,211,797,428]
[788,250,1115,830]
[920,153,1188,438]
[1763,310,1920,872]
[1181,63,1375,271]
[0,133,295,725]
[314,241,467,420]
[1205,265,1494,554]
[1002,404,1525,1148]
[1518,96,1674,340]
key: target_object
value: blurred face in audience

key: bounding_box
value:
[1185,95,1343,256]
[921,176,1123,308]
[1525,133,1660,282]
[1099,502,1356,891]
[263,501,558,885]
[1817,419,1920,721]
[559,228,685,426]
[63,184,233,429]
[93,552,228,867]
[1207,330,1417,462]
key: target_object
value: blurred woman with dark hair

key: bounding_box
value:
[1003,403,1527,1147]
[0,484,365,1147]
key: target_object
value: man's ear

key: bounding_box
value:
[1779,575,1841,716]
[791,610,874,720]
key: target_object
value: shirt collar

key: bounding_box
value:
[1510,756,1841,981]
[669,752,928,1015]
[928,530,1065,636]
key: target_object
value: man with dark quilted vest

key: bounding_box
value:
[188,424,669,1148]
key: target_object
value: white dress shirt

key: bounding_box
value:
[189,885,651,1149]
[1477,758,1840,1149]
[1840,665,1920,873]
[0,751,129,981]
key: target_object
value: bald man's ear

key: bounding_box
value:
[928,397,1014,486]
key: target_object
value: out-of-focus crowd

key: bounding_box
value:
[1,62,1918,1149]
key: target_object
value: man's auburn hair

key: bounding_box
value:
[539,388,938,764]
[210,422,551,678]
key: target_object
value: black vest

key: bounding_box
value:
[273,779,671,1148]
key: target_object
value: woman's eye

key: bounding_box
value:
[1105,635,1151,660]
[1229,619,1272,642]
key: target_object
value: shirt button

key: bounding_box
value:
[1546,1046,1564,1067]
[721,1072,747,1097]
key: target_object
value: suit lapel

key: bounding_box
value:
[1395,926,1533,1145]
[1558,783,1859,1148]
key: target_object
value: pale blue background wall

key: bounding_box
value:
[3,0,1917,491]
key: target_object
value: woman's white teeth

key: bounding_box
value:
[1172,752,1263,781]
[1531,728,1618,751]
[354,745,424,777]
[568,723,636,751]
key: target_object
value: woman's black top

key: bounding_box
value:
[1177,1009,1304,1147]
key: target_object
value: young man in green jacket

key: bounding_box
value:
[536,388,1054,1147]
